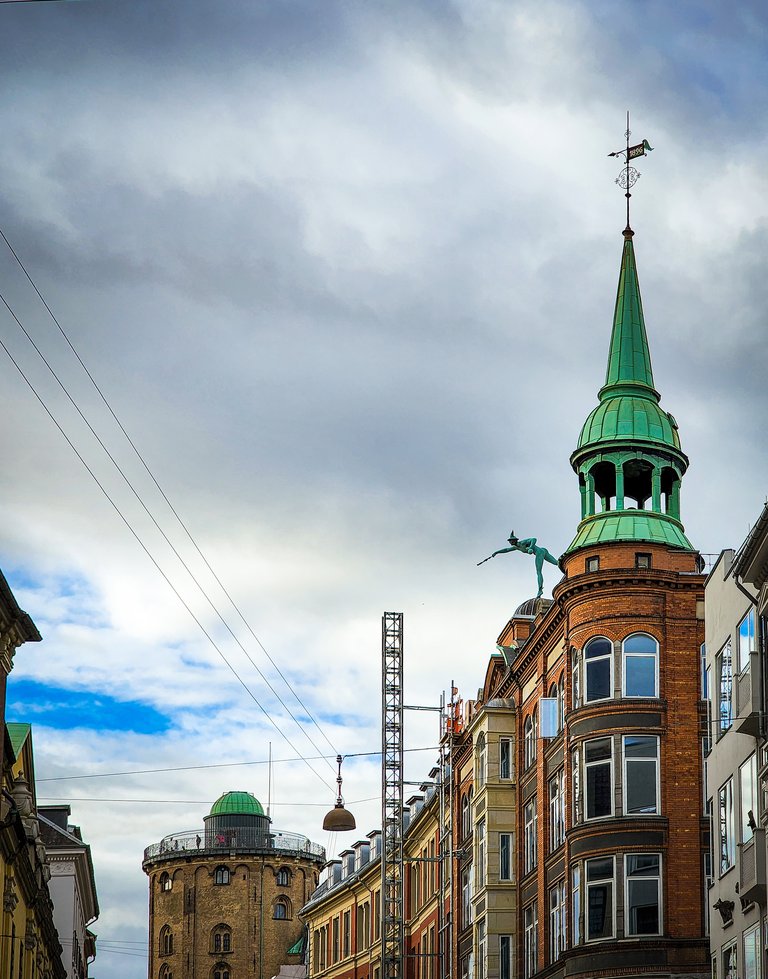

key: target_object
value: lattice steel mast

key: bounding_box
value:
[381,612,404,979]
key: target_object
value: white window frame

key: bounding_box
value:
[717,639,733,734]
[743,923,759,979]
[740,753,757,844]
[476,819,486,888]
[524,709,538,770]
[622,735,660,816]
[624,853,662,936]
[499,936,512,979]
[524,798,537,874]
[738,608,756,675]
[476,732,487,788]
[584,636,613,704]
[523,902,537,979]
[622,632,659,698]
[723,939,737,979]
[584,736,613,820]
[549,769,565,852]
[572,865,581,946]
[499,738,512,780]
[461,866,473,928]
[571,646,581,709]
[499,832,513,882]
[585,856,615,942]
[572,746,581,823]
[476,918,486,979]
[719,777,735,875]
[548,880,566,962]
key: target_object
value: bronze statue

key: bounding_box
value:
[478,531,559,598]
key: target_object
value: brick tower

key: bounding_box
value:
[143,790,326,979]
[461,221,710,979]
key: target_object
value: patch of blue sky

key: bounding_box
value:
[0,561,108,628]
[6,679,172,735]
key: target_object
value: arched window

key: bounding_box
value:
[584,637,612,702]
[524,708,537,769]
[273,896,291,920]
[212,925,232,953]
[159,966,172,979]
[213,965,230,979]
[276,867,291,887]
[476,732,486,787]
[159,872,172,892]
[461,789,473,839]
[159,925,173,956]
[214,866,230,886]
[623,633,659,698]
[571,647,581,710]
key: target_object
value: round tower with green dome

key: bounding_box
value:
[204,790,271,849]
[143,789,325,979]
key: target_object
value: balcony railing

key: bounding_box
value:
[735,651,761,737]
[143,828,325,864]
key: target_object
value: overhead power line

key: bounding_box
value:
[38,795,380,806]
[0,316,333,794]
[0,229,338,774]
[36,745,441,783]
[0,222,339,765]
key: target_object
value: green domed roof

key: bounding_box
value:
[576,396,681,453]
[209,791,264,817]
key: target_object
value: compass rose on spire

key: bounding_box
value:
[607,111,653,231]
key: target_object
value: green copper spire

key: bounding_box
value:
[565,229,693,555]
[601,229,656,398]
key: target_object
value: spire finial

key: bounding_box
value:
[607,112,654,234]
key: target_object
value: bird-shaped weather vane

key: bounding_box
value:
[608,111,653,231]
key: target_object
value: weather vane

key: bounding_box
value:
[608,111,653,231]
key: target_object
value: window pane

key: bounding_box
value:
[587,763,611,818]
[626,763,657,814]
[626,656,656,697]
[586,658,611,700]
[739,609,755,674]
[586,638,612,658]
[624,634,655,654]
[587,882,612,939]
[627,878,659,934]
[586,738,612,762]
[740,755,757,843]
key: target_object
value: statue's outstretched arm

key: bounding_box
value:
[477,546,514,566]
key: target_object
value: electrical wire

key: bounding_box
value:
[37,795,380,805]
[0,312,333,794]
[0,287,337,777]
[36,745,440,782]
[0,224,339,763]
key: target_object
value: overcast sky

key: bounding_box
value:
[0,1,766,976]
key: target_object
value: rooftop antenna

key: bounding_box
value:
[608,111,653,233]
[267,741,272,818]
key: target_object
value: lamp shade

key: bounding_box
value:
[322,803,356,832]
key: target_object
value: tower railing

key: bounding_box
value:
[143,828,325,864]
